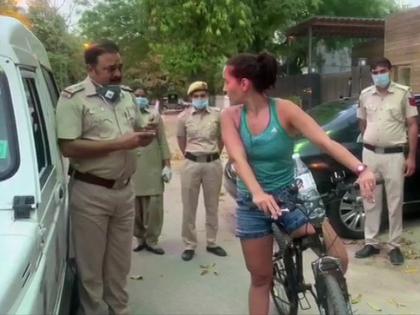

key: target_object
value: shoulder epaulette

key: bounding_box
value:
[61,83,84,99]
[210,106,221,112]
[392,82,410,92]
[121,85,133,92]
[360,85,375,95]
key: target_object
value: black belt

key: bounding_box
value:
[363,143,404,154]
[185,152,220,163]
[72,170,130,189]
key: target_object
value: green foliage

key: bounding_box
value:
[75,0,401,94]
[27,0,85,88]
[315,0,398,17]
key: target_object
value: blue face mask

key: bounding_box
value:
[136,97,149,109]
[192,98,208,110]
[372,72,390,88]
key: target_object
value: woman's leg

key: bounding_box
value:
[323,219,349,273]
[290,223,315,238]
[241,235,274,315]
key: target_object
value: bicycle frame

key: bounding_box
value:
[272,217,352,313]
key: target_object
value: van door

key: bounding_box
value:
[20,69,67,314]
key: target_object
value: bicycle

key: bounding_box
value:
[270,172,358,315]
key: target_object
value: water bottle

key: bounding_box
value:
[292,154,325,220]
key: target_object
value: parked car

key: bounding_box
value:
[224,97,420,239]
[159,93,186,113]
[0,16,74,314]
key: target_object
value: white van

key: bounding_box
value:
[0,16,74,315]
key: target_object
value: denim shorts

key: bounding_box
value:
[235,187,309,240]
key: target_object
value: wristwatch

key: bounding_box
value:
[355,164,368,176]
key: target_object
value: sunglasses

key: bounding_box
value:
[191,93,207,99]
[371,69,388,75]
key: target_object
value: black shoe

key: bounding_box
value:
[389,247,404,265]
[181,249,195,261]
[133,244,146,252]
[355,245,380,258]
[206,246,227,257]
[145,244,165,255]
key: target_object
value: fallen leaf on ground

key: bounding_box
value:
[388,298,406,308]
[351,294,362,304]
[130,275,143,280]
[403,267,418,274]
[367,302,382,312]
[199,263,219,276]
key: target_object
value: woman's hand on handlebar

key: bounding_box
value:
[356,169,376,202]
[252,191,282,220]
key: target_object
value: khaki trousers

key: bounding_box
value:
[181,159,223,250]
[70,179,134,315]
[362,148,405,249]
[134,195,164,246]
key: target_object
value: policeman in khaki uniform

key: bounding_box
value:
[356,57,418,265]
[132,89,172,255]
[56,41,154,315]
[177,81,227,261]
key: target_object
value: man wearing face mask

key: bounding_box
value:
[356,57,418,265]
[56,40,155,315]
[132,88,171,255]
[177,81,226,261]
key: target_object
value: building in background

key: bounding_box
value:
[385,6,420,93]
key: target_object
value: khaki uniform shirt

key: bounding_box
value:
[357,82,418,147]
[177,107,221,154]
[56,77,147,180]
[133,108,171,196]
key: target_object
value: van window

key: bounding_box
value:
[41,67,59,107]
[0,67,19,181]
[23,77,52,185]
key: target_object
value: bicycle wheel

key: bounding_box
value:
[319,274,351,315]
[271,225,298,315]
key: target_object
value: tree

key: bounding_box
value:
[143,0,254,92]
[78,0,401,92]
[27,0,85,88]
[0,0,32,27]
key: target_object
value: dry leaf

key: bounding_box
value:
[130,275,143,280]
[200,270,209,276]
[388,298,406,308]
[404,267,418,274]
[367,302,382,312]
[351,294,362,304]
[213,271,219,276]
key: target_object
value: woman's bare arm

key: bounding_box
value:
[280,100,375,197]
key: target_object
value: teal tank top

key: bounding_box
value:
[237,98,295,193]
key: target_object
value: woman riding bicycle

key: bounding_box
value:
[221,52,376,315]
